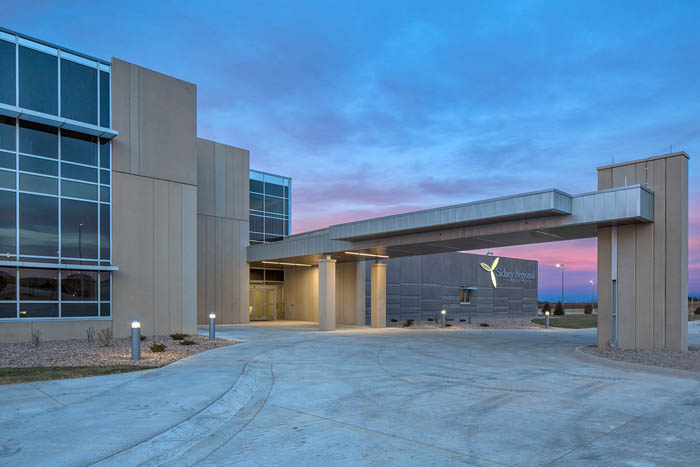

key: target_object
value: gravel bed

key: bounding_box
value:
[0,334,239,368]
[582,345,700,373]
[387,316,541,330]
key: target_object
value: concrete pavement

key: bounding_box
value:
[1,323,699,466]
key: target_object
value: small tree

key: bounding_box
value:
[584,303,593,314]
[542,302,551,314]
[695,307,700,315]
[554,301,565,316]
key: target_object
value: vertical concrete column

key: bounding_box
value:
[371,262,386,328]
[355,261,367,326]
[318,255,336,331]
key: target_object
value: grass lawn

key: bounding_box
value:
[532,314,598,329]
[0,366,155,385]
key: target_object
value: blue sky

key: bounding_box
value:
[6,0,699,300]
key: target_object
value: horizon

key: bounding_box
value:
[5,1,697,301]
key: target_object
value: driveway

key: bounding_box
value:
[1,323,699,466]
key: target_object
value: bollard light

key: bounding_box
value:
[131,318,141,360]
[209,312,216,341]
[544,311,550,329]
[441,309,446,328]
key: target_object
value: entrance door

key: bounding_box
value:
[250,287,277,320]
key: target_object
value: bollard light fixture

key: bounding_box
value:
[441,309,446,328]
[209,312,216,341]
[544,311,550,329]
[131,318,141,360]
[209,312,216,319]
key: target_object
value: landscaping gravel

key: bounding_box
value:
[387,316,542,330]
[0,334,239,368]
[582,345,700,373]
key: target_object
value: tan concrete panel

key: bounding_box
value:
[319,258,337,331]
[225,146,235,220]
[665,155,688,350]
[129,64,140,174]
[196,215,207,324]
[238,220,250,324]
[196,138,215,217]
[652,158,666,348]
[113,172,154,338]
[590,242,605,332]
[0,322,32,343]
[32,320,111,342]
[612,164,637,187]
[169,183,183,334]
[215,218,224,320]
[153,179,171,337]
[617,224,636,348]
[285,266,318,321]
[214,143,226,217]
[137,66,197,185]
[222,218,234,324]
[181,185,197,334]
[110,58,131,174]
[206,216,217,320]
[597,168,612,190]
[634,223,654,349]
[232,147,250,220]
[371,263,387,328]
[355,260,367,325]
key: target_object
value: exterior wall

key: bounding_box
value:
[110,58,198,338]
[284,263,365,325]
[196,138,249,325]
[366,252,538,323]
[597,153,688,350]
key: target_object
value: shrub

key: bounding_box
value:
[402,320,413,327]
[170,333,188,341]
[140,335,147,341]
[97,328,112,347]
[390,319,398,322]
[554,302,565,316]
[86,326,95,343]
[180,340,197,346]
[584,303,593,314]
[459,319,466,322]
[149,342,166,352]
[427,318,434,322]
[445,323,452,327]
[31,329,41,348]
[480,323,490,327]
[542,302,551,313]
[695,307,700,315]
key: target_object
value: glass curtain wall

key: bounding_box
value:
[0,30,112,320]
[249,170,291,245]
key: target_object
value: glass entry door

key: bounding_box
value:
[250,287,276,320]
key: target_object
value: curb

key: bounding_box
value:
[571,346,700,381]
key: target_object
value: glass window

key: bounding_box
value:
[100,185,109,202]
[284,199,289,216]
[19,303,58,318]
[265,234,283,243]
[0,170,15,189]
[0,267,16,300]
[19,268,58,300]
[264,182,283,197]
[100,204,109,260]
[0,190,15,255]
[99,71,110,127]
[284,220,289,236]
[460,289,471,304]
[250,215,263,233]
[100,169,110,185]
[61,163,97,182]
[61,130,97,165]
[99,302,110,317]
[250,179,263,194]
[61,270,97,301]
[250,269,264,282]
[284,185,289,198]
[0,303,16,319]
[20,156,58,176]
[100,271,110,301]
[265,217,283,236]
[62,180,97,200]
[19,121,58,158]
[61,199,98,259]
[265,269,284,282]
[20,173,58,195]
[99,139,110,169]
[265,196,283,214]
[62,303,98,317]
[0,116,15,151]
[0,39,15,106]
[0,151,14,170]
[249,232,264,245]
[19,194,58,257]
[19,46,58,115]
[61,58,97,124]
[250,193,263,211]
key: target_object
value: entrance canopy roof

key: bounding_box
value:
[248,185,653,267]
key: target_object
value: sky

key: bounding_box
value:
[5,1,698,301]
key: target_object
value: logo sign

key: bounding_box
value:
[480,257,499,288]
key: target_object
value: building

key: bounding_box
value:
[0,27,690,351]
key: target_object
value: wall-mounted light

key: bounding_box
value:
[262,261,312,267]
[344,251,389,259]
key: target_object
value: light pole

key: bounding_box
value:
[589,280,594,311]
[555,264,565,308]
